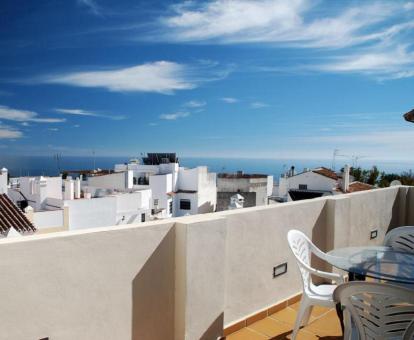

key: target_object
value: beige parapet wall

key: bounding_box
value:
[0,186,411,340]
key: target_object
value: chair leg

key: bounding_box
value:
[292,300,311,340]
[301,305,313,326]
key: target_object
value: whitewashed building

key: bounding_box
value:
[7,170,152,232]
[276,165,373,202]
[115,153,217,218]
[216,171,273,211]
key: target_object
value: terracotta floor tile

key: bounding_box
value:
[248,317,292,338]
[285,329,319,340]
[226,328,268,340]
[269,307,298,325]
[289,303,331,319]
[304,310,342,337]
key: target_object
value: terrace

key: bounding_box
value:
[0,186,412,339]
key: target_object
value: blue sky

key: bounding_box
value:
[0,0,414,162]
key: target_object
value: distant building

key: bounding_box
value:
[216,171,273,211]
[115,153,217,218]
[275,165,373,202]
[7,170,152,232]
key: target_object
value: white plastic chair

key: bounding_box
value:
[287,230,344,339]
[384,226,414,254]
[334,282,414,340]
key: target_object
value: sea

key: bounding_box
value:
[0,155,413,180]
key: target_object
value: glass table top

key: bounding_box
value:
[327,246,414,284]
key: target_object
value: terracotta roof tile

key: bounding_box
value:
[347,181,374,193]
[0,194,36,236]
[312,167,338,180]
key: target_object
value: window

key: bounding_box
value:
[299,184,308,190]
[154,199,159,207]
[169,200,173,214]
[180,199,191,210]
[141,213,146,222]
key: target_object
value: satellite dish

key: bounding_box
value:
[390,180,402,187]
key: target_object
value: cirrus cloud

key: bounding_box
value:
[0,105,65,123]
[159,111,190,120]
[41,61,197,94]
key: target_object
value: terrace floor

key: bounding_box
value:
[225,302,343,340]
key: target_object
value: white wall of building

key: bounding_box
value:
[64,196,117,230]
[115,190,152,224]
[175,193,198,217]
[150,174,173,218]
[278,171,337,198]
[33,210,64,229]
[13,176,62,210]
[197,169,217,214]
[87,171,133,191]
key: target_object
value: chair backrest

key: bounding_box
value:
[384,226,414,254]
[334,282,414,340]
[287,230,313,288]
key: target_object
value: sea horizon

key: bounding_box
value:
[1,155,412,180]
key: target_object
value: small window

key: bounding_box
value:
[299,184,308,190]
[169,200,173,214]
[180,199,191,210]
[154,199,159,207]
[141,213,146,222]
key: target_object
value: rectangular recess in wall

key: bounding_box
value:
[273,262,288,278]
[370,229,378,240]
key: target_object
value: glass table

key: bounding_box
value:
[327,246,414,284]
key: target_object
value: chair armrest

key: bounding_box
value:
[311,268,345,284]
[297,259,345,284]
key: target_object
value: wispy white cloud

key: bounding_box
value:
[159,0,405,48]
[77,0,102,16]
[159,111,190,120]
[48,128,59,132]
[0,124,22,139]
[154,0,414,79]
[183,100,206,108]
[41,61,203,94]
[39,60,232,94]
[316,44,414,79]
[221,97,238,103]
[250,101,269,109]
[0,105,65,123]
[54,108,125,120]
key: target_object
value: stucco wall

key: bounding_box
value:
[0,222,175,340]
[0,186,411,339]
[87,171,132,190]
[65,197,117,230]
[33,209,64,229]
[220,198,328,324]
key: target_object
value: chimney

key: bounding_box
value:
[342,164,350,192]
[64,179,74,200]
[74,178,81,199]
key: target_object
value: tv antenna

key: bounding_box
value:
[351,155,367,168]
[53,153,62,174]
[331,149,348,171]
